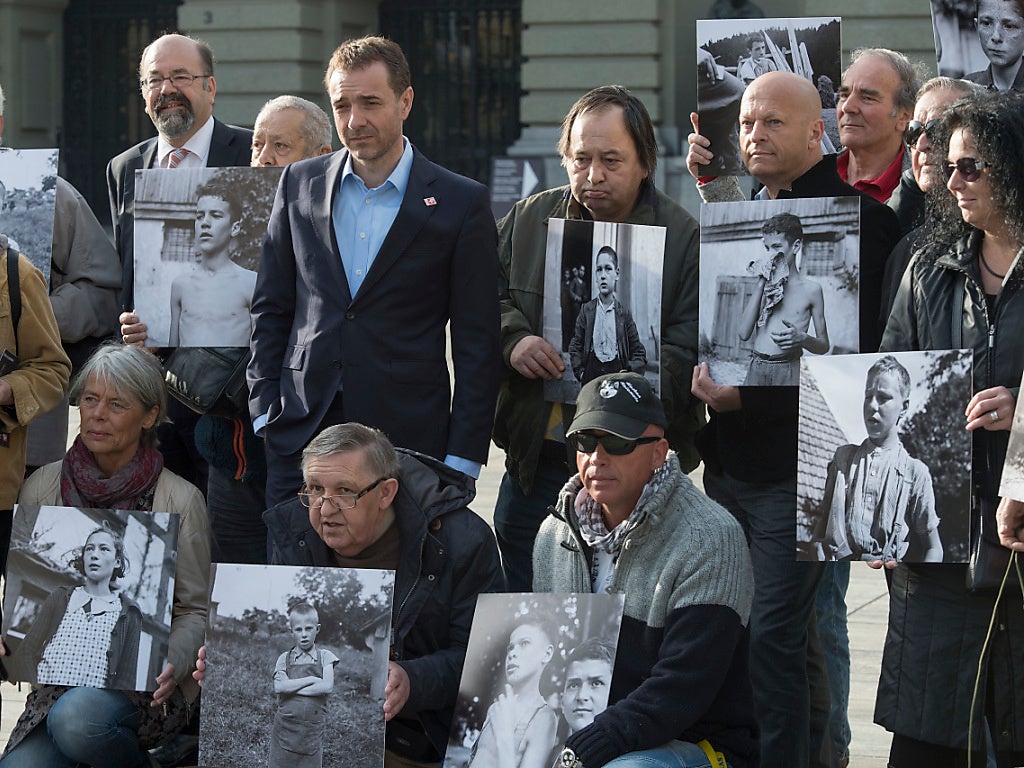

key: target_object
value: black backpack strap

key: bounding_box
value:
[5,249,20,336]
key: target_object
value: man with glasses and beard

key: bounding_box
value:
[107,33,252,490]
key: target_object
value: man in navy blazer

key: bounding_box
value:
[107,33,252,490]
[248,36,500,506]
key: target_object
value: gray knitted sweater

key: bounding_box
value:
[533,452,757,767]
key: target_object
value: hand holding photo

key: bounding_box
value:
[199,563,394,768]
[444,592,624,768]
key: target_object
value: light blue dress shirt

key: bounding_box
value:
[333,139,414,296]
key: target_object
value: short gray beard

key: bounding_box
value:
[157,108,195,140]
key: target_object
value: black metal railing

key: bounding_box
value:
[379,0,522,185]
[62,0,181,225]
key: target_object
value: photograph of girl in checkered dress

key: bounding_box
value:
[2,505,179,691]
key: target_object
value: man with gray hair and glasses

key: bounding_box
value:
[251,95,332,167]
[262,422,504,768]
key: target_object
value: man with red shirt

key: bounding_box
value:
[836,48,919,203]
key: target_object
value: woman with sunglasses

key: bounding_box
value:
[882,77,981,316]
[877,90,1024,767]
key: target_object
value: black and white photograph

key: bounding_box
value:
[542,218,664,404]
[132,166,282,347]
[0,147,59,283]
[999,368,1024,500]
[1,504,179,691]
[796,350,973,563]
[699,196,860,387]
[696,16,843,175]
[931,0,1024,90]
[199,563,394,768]
[444,592,625,768]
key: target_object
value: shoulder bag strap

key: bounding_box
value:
[6,250,20,335]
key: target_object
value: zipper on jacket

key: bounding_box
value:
[391,553,423,659]
[987,323,996,389]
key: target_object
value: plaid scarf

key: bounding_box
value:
[60,435,163,510]
[575,460,670,557]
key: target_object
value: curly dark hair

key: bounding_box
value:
[921,89,1024,253]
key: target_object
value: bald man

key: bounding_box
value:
[686,71,900,768]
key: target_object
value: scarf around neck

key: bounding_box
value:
[60,435,163,510]
[575,460,670,557]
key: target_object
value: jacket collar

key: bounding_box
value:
[776,154,839,199]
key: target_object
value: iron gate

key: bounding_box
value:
[379,0,522,185]
[62,0,181,225]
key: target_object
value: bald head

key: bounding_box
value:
[739,72,824,198]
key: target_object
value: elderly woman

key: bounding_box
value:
[878,90,1024,766]
[0,343,210,768]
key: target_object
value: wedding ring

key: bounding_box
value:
[990,410,1000,422]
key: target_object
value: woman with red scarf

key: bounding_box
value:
[1,343,210,768]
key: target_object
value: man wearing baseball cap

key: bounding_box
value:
[533,371,757,768]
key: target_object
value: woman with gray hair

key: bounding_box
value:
[0,342,210,768]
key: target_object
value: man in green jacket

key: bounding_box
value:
[493,85,704,590]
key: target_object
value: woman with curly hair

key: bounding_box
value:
[879,89,1024,766]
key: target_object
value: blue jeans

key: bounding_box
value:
[815,561,851,763]
[603,740,722,767]
[0,687,149,768]
[492,456,571,591]
[703,470,826,768]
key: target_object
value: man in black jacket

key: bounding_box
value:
[262,423,504,767]
[687,71,901,768]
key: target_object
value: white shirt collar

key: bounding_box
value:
[156,115,215,168]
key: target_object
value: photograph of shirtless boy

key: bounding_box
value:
[738,212,829,386]
[168,178,256,347]
[698,196,861,386]
[131,166,280,347]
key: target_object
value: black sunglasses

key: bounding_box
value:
[568,432,661,455]
[945,157,993,182]
[903,118,941,148]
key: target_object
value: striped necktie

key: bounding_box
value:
[167,147,190,168]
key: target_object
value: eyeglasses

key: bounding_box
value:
[945,157,993,182]
[568,432,661,456]
[297,477,387,511]
[140,73,211,91]
[903,118,941,148]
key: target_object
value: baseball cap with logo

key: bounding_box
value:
[567,372,667,439]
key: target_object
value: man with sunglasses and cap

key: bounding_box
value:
[533,371,756,768]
